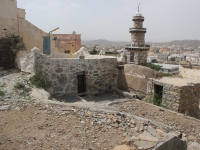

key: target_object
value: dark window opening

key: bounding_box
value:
[65,50,70,54]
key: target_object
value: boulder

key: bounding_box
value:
[20,47,40,74]
[30,88,51,100]
[189,142,200,150]
[111,145,131,150]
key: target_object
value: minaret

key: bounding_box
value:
[125,4,150,65]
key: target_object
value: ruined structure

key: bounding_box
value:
[147,77,200,119]
[125,5,150,65]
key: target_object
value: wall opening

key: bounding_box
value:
[77,73,86,94]
[154,84,163,105]
[130,52,134,63]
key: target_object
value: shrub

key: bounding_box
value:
[29,69,52,90]
[161,73,172,77]
[153,93,162,106]
[0,90,5,96]
[14,82,31,97]
[147,63,162,71]
[152,59,158,63]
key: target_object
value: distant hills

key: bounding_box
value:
[151,40,200,48]
[82,39,200,48]
[82,39,129,46]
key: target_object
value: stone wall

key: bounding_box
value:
[146,79,200,119]
[21,48,118,95]
[0,36,26,69]
[126,50,148,65]
[147,79,181,111]
[179,84,200,118]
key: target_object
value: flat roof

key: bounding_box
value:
[154,77,200,86]
[154,63,179,70]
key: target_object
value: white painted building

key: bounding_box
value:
[154,63,179,75]
[157,53,169,61]
[147,56,156,63]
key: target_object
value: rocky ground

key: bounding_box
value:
[0,69,200,150]
[112,100,200,146]
[0,99,185,150]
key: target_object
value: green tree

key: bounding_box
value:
[170,57,175,61]
[152,59,158,63]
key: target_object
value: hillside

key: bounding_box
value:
[82,39,200,48]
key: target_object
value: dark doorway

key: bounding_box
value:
[77,74,86,94]
[154,84,163,105]
[130,52,134,63]
[0,41,14,68]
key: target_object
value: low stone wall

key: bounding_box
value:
[147,79,181,111]
[147,79,200,119]
[21,48,118,95]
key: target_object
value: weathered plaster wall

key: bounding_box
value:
[53,34,81,53]
[118,64,160,99]
[147,79,200,119]
[0,0,18,38]
[179,65,200,80]
[18,19,49,53]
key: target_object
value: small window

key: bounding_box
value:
[65,50,70,54]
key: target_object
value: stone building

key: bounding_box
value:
[53,32,81,53]
[146,77,200,119]
[20,47,118,95]
[125,5,150,65]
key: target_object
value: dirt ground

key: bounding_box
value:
[0,101,127,150]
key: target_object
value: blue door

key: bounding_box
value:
[43,37,50,54]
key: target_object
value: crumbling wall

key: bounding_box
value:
[179,84,200,118]
[147,80,181,111]
[118,64,160,99]
[146,79,200,119]
[179,65,200,80]
[0,36,26,69]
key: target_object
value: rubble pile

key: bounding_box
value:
[0,100,188,150]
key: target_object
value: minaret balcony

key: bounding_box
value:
[129,28,146,33]
[125,44,150,50]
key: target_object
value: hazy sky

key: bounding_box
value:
[17,0,200,42]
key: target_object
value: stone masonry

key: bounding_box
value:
[21,48,118,95]
[146,78,200,119]
[125,6,150,65]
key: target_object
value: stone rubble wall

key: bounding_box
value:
[20,48,118,95]
[179,84,200,118]
[147,79,200,119]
